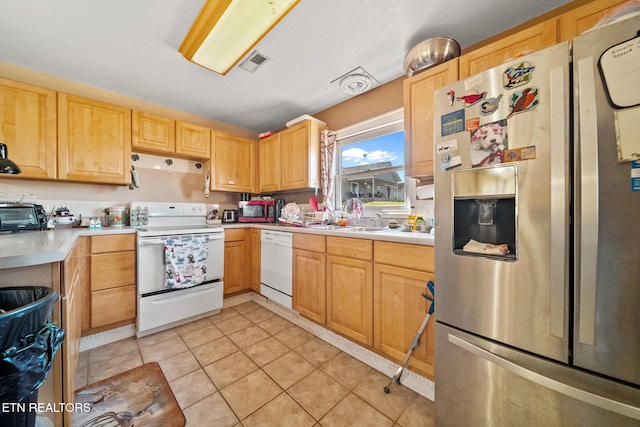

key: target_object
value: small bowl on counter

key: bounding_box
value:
[399,224,413,232]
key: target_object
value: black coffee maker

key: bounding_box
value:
[275,199,286,223]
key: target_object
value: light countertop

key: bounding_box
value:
[222,223,435,246]
[0,227,136,269]
[0,222,433,270]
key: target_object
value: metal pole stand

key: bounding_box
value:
[384,280,434,394]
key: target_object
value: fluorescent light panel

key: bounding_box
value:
[180,0,300,75]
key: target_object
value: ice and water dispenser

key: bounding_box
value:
[452,165,517,260]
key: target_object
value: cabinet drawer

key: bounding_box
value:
[374,242,434,272]
[90,252,136,291]
[224,228,246,242]
[327,237,372,261]
[293,233,325,252]
[91,234,135,253]
[91,284,136,328]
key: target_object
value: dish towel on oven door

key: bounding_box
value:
[164,236,209,289]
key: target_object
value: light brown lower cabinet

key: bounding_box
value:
[87,234,136,331]
[293,233,327,324]
[224,228,249,296]
[326,237,373,347]
[62,236,89,426]
[373,241,435,379]
[249,229,261,293]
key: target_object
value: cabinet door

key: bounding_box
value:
[559,0,629,41]
[132,110,176,155]
[326,255,373,346]
[58,93,131,184]
[280,121,322,190]
[258,133,281,192]
[90,252,136,291]
[0,77,57,179]
[224,239,248,295]
[404,59,458,179]
[61,237,88,418]
[91,284,136,328]
[458,19,558,79]
[211,132,255,192]
[249,229,261,293]
[293,248,326,324]
[374,263,435,379]
[176,121,211,159]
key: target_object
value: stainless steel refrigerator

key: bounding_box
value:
[433,15,640,426]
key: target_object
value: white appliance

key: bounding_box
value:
[433,16,640,426]
[260,230,293,308]
[131,201,224,336]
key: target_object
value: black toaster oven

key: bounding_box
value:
[0,203,47,232]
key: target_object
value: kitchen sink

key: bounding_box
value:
[318,225,389,232]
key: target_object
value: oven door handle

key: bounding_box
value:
[150,286,220,304]
[139,238,166,246]
[138,234,224,246]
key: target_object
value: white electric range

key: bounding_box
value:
[130,201,224,336]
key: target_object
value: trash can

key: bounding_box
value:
[0,287,65,427]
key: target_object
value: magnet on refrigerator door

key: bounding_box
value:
[503,61,536,89]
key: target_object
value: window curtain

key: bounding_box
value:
[320,129,337,222]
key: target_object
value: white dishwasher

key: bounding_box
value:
[260,230,293,308]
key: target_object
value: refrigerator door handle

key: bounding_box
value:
[576,57,600,346]
[448,333,640,420]
[549,64,568,339]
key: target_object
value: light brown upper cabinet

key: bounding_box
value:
[210,131,255,192]
[58,93,131,185]
[258,132,281,193]
[280,120,324,191]
[176,121,211,160]
[558,0,629,42]
[404,59,459,179]
[131,111,176,155]
[458,19,558,79]
[0,77,57,179]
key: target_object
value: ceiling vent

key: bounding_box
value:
[239,50,270,73]
[331,66,379,96]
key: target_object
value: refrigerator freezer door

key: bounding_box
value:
[435,323,640,426]
[433,42,571,362]
[573,15,640,386]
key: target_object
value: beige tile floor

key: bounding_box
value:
[76,301,435,426]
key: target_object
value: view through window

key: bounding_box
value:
[338,130,405,209]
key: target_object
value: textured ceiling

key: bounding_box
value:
[0,0,570,133]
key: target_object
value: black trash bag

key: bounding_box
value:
[0,287,65,402]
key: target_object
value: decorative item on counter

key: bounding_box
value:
[342,197,363,219]
[309,196,319,212]
[104,207,128,227]
[89,217,103,229]
[206,208,221,224]
[408,215,417,231]
[52,207,79,228]
[130,206,148,227]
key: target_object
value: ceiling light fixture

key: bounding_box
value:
[331,67,379,96]
[179,0,300,76]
